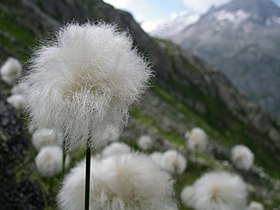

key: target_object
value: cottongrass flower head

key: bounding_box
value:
[247,201,264,210]
[58,153,178,210]
[21,23,152,150]
[137,135,153,150]
[101,142,131,158]
[102,126,120,143]
[28,123,36,134]
[231,145,254,170]
[160,150,187,175]
[186,127,208,152]
[180,186,195,208]
[0,57,22,85]
[192,171,247,210]
[35,145,70,177]
[32,128,63,151]
[7,94,26,110]
[11,83,28,95]
[149,151,163,166]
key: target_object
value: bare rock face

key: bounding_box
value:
[0,96,44,209]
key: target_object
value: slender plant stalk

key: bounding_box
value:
[62,139,66,177]
[85,141,91,210]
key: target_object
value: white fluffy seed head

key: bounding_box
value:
[137,135,153,150]
[6,94,26,110]
[11,83,28,95]
[187,127,208,152]
[32,128,63,151]
[35,145,70,177]
[184,131,190,139]
[247,201,264,210]
[149,152,163,166]
[58,153,178,210]
[28,123,36,134]
[102,126,120,144]
[231,145,254,170]
[101,142,131,158]
[180,186,195,208]
[0,57,22,85]
[192,171,248,210]
[160,150,187,175]
[21,23,152,151]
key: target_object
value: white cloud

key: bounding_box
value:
[103,0,131,9]
[141,21,158,32]
[183,0,231,13]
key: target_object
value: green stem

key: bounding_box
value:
[85,142,91,210]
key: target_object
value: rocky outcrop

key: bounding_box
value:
[0,96,44,209]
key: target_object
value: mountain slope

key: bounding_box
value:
[0,0,280,209]
[168,0,280,115]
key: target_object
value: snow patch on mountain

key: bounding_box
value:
[150,12,199,38]
[266,15,280,25]
[214,10,250,26]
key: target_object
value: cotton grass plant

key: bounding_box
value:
[21,22,152,210]
[180,185,195,209]
[149,151,163,166]
[32,128,63,152]
[35,145,70,178]
[137,134,153,150]
[101,142,131,158]
[0,57,22,85]
[186,127,208,152]
[192,171,247,210]
[247,201,264,210]
[231,145,254,170]
[21,23,151,151]
[160,150,187,175]
[58,153,178,210]
[6,94,26,110]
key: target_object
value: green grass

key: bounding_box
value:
[0,11,37,60]
[129,106,184,145]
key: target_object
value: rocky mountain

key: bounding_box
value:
[162,0,280,116]
[1,0,280,209]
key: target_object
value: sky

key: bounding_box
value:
[104,0,280,32]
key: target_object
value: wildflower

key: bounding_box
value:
[21,23,152,150]
[11,83,28,95]
[186,127,208,152]
[102,126,120,144]
[137,135,153,150]
[231,145,254,170]
[28,123,36,134]
[0,57,22,85]
[247,201,264,210]
[160,150,187,175]
[180,186,195,208]
[6,94,26,110]
[149,152,163,166]
[58,153,178,210]
[32,128,63,151]
[192,171,247,210]
[35,145,70,177]
[101,142,131,158]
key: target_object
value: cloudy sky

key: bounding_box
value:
[104,0,280,32]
